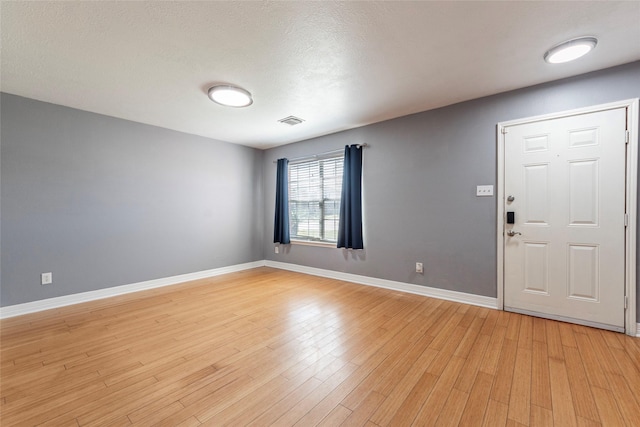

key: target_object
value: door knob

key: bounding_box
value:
[507,195,515,202]
[507,230,522,236]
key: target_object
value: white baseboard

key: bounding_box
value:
[3,259,633,335]
[0,260,266,319]
[265,260,498,309]
[637,323,640,338]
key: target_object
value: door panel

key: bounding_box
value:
[523,163,550,224]
[503,108,626,330]
[568,159,599,226]
[523,242,548,294]
[567,244,599,301]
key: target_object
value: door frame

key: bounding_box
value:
[496,99,639,336]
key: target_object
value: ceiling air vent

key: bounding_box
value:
[278,116,305,126]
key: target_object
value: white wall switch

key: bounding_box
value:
[41,272,52,285]
[274,246,279,254]
[416,262,423,274]
[476,185,494,197]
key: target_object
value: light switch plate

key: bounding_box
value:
[476,185,494,197]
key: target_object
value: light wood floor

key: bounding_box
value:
[1,268,639,426]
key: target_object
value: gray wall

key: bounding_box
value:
[1,94,263,306]
[263,61,640,319]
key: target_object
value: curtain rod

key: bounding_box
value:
[273,143,368,164]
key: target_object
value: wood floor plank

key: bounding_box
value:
[1,267,637,427]
[128,400,184,427]
[505,312,522,341]
[172,416,201,427]
[316,404,352,426]
[482,399,509,427]
[607,346,640,395]
[368,334,437,399]
[341,334,436,412]
[433,388,469,427]
[290,350,390,426]
[573,331,611,390]
[576,416,603,427]
[530,404,553,427]
[507,345,532,425]
[531,317,547,343]
[478,325,507,376]
[545,321,564,361]
[489,338,518,404]
[590,386,625,426]
[378,371,438,426]
[454,316,484,359]
[408,356,466,426]
[548,357,578,427]
[453,333,490,393]
[363,349,437,425]
[458,371,494,426]
[425,325,467,377]
[562,345,600,423]
[530,340,552,410]
[605,374,640,425]
[517,314,533,350]
[558,322,578,348]
[268,362,359,426]
[338,391,385,426]
[584,328,623,377]
[480,309,499,336]
[245,376,323,426]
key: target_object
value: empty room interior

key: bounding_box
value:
[2,2,640,426]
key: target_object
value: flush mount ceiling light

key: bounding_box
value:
[544,36,598,64]
[207,85,253,107]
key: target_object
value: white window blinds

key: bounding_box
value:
[288,155,344,243]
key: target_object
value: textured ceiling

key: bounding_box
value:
[2,1,640,149]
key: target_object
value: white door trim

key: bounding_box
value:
[497,99,639,336]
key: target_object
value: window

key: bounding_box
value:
[288,154,343,244]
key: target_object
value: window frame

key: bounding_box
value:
[287,153,344,246]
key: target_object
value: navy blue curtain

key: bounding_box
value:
[337,145,363,249]
[273,158,290,244]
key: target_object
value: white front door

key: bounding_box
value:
[503,107,627,331]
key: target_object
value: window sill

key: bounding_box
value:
[290,239,337,248]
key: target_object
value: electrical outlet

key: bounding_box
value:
[416,262,423,274]
[476,185,494,197]
[41,272,52,285]
[274,246,279,254]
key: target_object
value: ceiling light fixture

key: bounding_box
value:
[544,36,598,64]
[207,85,253,107]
